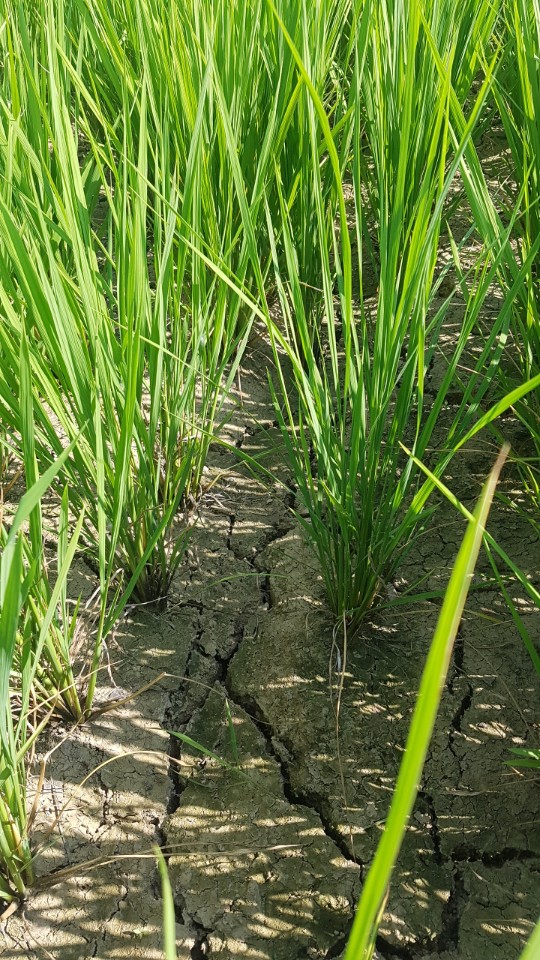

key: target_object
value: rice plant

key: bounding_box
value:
[0,7,235,714]
[0,2,266,713]
[263,0,503,629]
[0,452,77,903]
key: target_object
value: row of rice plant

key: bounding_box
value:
[0,0,538,940]
[0,0,359,907]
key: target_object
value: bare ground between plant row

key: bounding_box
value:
[0,332,539,960]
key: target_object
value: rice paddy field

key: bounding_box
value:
[0,1,539,958]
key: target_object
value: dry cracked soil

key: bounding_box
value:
[1,334,539,960]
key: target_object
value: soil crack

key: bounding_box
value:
[190,919,210,958]
[225,513,235,552]
[438,863,465,953]
[451,846,537,867]
[96,765,111,828]
[417,790,443,865]
[227,506,296,563]
[446,630,464,696]
[258,573,272,610]
[223,681,363,874]
[447,682,473,779]
[375,935,417,958]
[107,883,128,922]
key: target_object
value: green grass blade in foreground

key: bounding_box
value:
[344,447,508,960]
[154,847,177,960]
[519,916,540,960]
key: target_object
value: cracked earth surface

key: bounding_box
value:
[1,337,539,960]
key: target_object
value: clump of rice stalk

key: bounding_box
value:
[0,454,76,905]
[264,0,502,629]
[0,13,239,587]
[0,4,254,711]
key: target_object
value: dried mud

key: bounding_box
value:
[1,336,539,960]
